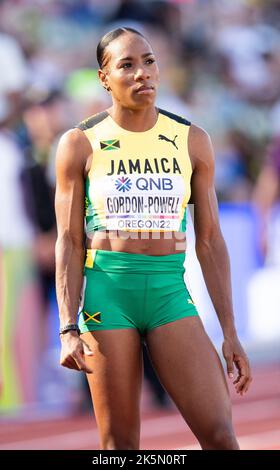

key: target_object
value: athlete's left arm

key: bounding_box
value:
[188,124,252,395]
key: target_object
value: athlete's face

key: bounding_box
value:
[99,33,159,109]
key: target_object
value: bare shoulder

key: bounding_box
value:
[56,128,92,174]
[188,124,214,170]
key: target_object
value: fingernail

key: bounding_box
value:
[229,373,234,378]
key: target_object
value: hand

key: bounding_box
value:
[222,335,252,396]
[60,331,93,373]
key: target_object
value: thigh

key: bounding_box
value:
[81,329,143,448]
[145,316,233,441]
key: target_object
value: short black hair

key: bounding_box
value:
[96,27,147,69]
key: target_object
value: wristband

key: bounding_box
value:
[59,323,80,336]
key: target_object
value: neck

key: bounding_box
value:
[107,104,158,132]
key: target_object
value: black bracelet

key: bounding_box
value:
[59,323,80,336]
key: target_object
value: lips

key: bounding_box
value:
[135,85,155,94]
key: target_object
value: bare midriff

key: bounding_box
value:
[86,230,186,255]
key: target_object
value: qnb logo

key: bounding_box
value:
[115,176,132,192]
[136,177,173,191]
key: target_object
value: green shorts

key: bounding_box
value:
[78,249,199,336]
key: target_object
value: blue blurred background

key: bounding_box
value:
[0,0,279,434]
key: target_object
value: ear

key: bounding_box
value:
[98,68,110,92]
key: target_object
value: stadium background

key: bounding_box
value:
[0,0,279,450]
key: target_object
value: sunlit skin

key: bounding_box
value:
[55,31,252,450]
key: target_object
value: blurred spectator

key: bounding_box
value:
[252,136,280,264]
[0,21,29,245]
[248,134,280,344]
[0,32,28,126]
[214,3,280,101]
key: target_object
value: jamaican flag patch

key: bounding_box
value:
[100,139,120,151]
[83,311,101,324]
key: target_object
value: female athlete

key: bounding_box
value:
[55,27,252,450]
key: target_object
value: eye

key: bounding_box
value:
[146,58,155,64]
[121,62,132,69]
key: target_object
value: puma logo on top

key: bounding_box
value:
[158,134,178,150]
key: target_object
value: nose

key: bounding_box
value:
[134,66,150,81]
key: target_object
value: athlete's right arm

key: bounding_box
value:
[55,128,93,373]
